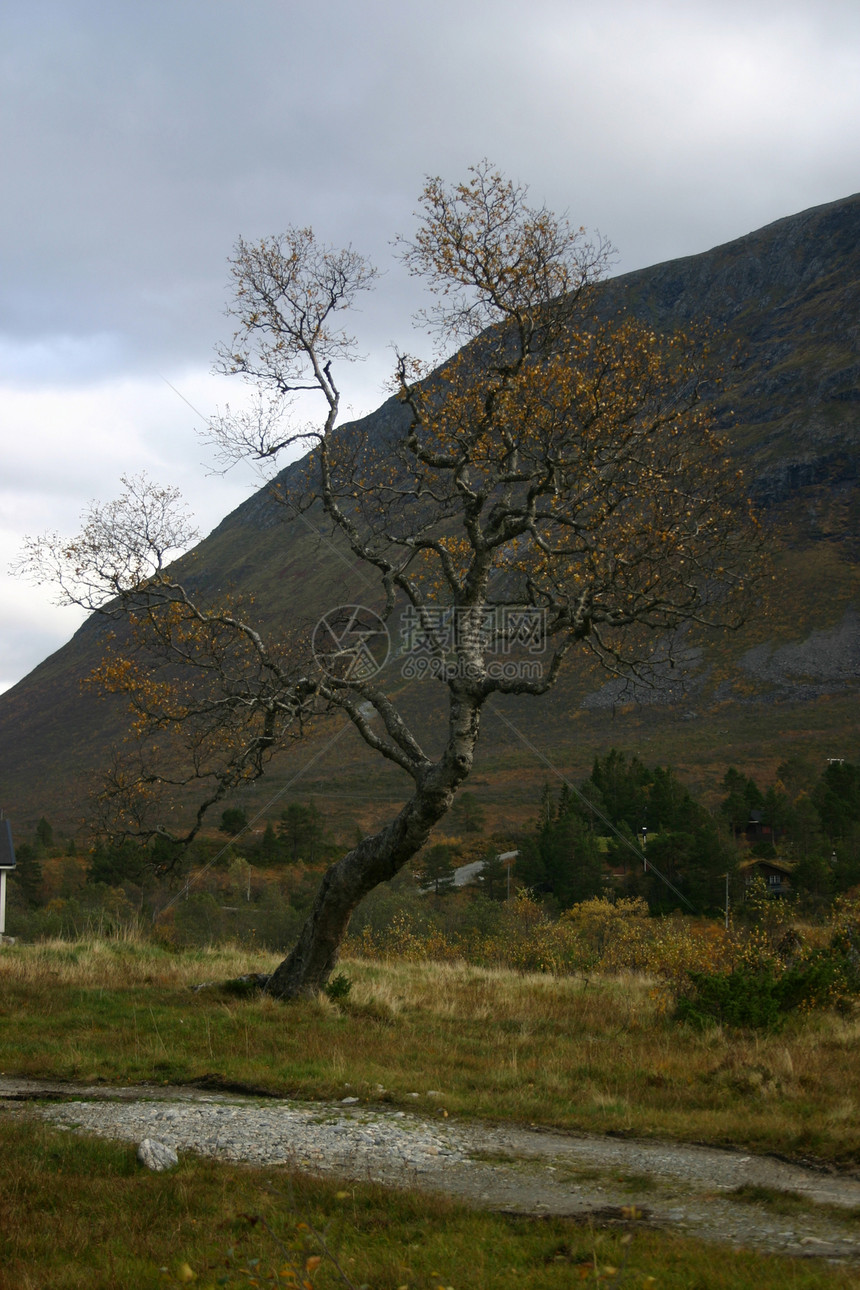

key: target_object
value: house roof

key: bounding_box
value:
[0,818,16,870]
[739,857,793,876]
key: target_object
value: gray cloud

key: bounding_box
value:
[2,0,859,688]
[3,0,858,378]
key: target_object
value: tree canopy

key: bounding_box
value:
[19,163,760,996]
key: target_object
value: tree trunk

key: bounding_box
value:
[265,693,480,999]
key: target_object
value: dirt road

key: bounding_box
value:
[2,1077,858,1263]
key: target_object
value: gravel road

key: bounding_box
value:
[2,1078,859,1264]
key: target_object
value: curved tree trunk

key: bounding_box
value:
[265,694,481,999]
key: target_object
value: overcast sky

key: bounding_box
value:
[1,0,858,694]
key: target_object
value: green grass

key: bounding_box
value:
[729,1184,860,1224]
[1,940,859,1168]
[1,1115,857,1290]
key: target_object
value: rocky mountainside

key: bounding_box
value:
[2,194,858,833]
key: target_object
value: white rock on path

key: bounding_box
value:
[137,1138,179,1171]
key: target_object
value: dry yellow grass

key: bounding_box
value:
[1,939,858,1167]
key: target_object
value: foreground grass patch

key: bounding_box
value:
[1,940,859,1165]
[0,1116,856,1290]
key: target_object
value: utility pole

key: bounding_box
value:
[0,813,17,940]
[498,850,519,901]
[721,872,730,930]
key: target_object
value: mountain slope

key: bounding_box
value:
[3,194,858,832]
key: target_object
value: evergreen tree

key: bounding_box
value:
[648,765,702,833]
[542,812,604,908]
[792,852,834,901]
[606,821,643,882]
[515,832,547,895]
[278,801,324,863]
[813,761,860,840]
[720,768,762,832]
[87,840,149,886]
[831,824,860,893]
[518,793,604,909]
[574,778,608,832]
[787,793,824,860]
[762,784,790,832]
[257,820,281,863]
[640,820,735,915]
[685,822,738,914]
[589,750,651,833]
[219,807,248,836]
[11,843,43,906]
[556,783,573,821]
[476,848,509,902]
[35,817,53,850]
[419,843,456,895]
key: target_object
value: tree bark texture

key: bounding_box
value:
[265,694,481,998]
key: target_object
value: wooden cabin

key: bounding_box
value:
[740,856,793,897]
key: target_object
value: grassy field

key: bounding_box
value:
[1,939,859,1167]
[3,938,860,1286]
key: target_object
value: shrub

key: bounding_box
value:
[779,935,860,1014]
[676,917,860,1029]
[324,971,352,1001]
[676,966,784,1031]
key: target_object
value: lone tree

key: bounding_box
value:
[20,164,758,997]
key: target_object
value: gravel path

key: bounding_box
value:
[3,1078,859,1264]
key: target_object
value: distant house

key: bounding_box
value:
[737,810,783,847]
[740,857,793,897]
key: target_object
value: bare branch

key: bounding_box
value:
[13,474,198,612]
